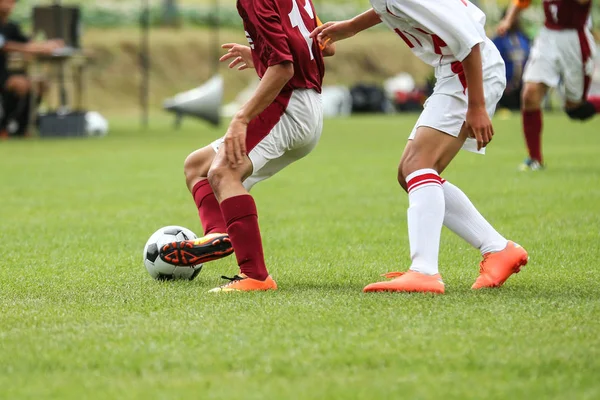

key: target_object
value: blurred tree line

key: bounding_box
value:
[8,0,600,32]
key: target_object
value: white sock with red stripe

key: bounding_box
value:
[442,180,508,255]
[406,169,444,276]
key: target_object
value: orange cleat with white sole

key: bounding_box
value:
[471,241,528,289]
[363,270,445,294]
[159,233,233,266]
[208,274,278,293]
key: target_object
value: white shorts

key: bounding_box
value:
[409,38,507,154]
[212,89,323,191]
[523,27,596,102]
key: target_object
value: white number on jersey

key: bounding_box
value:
[288,0,315,60]
[549,4,559,23]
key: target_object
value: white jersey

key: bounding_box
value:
[371,0,488,66]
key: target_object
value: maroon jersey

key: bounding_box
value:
[237,0,324,93]
[543,0,591,30]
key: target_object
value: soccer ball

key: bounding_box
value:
[143,226,203,280]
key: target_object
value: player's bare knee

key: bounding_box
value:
[521,84,545,111]
[207,164,233,195]
[184,147,215,184]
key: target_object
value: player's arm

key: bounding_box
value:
[309,9,381,46]
[497,0,530,35]
[225,62,294,166]
[1,40,64,55]
[461,44,493,150]
[224,0,296,166]
[237,64,293,125]
[397,0,493,149]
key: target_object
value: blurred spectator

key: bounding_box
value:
[493,9,530,110]
[0,0,63,138]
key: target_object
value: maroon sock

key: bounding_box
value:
[219,194,268,281]
[522,109,543,163]
[192,180,227,235]
[588,96,600,113]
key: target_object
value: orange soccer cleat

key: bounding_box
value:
[363,270,445,294]
[208,274,278,293]
[472,241,528,289]
[159,233,233,266]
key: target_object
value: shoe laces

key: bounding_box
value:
[381,272,405,279]
[219,275,245,288]
[479,253,492,274]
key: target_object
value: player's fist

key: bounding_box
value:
[220,43,254,70]
[465,107,494,151]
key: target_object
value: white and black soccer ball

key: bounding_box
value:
[143,226,203,281]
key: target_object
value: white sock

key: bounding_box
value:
[406,169,445,276]
[442,180,508,255]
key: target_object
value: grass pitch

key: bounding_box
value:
[1,113,599,399]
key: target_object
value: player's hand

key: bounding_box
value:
[220,43,254,70]
[309,20,355,47]
[224,115,248,168]
[496,19,511,36]
[465,106,494,151]
[34,40,65,55]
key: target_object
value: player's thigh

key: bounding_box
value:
[243,133,321,191]
[523,33,560,91]
[244,90,322,190]
[560,34,595,103]
[522,82,549,110]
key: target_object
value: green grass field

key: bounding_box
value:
[1,113,599,399]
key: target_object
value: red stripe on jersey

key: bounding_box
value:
[394,29,415,48]
[407,173,442,193]
[415,27,430,35]
[245,91,293,153]
[578,29,592,100]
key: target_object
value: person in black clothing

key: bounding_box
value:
[0,0,62,138]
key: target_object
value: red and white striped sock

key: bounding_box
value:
[441,180,508,255]
[406,168,445,276]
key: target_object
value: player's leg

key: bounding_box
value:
[562,30,597,122]
[364,125,462,294]
[184,145,228,235]
[211,90,322,292]
[519,30,560,170]
[2,75,31,137]
[521,82,549,170]
[205,148,277,291]
[160,145,233,267]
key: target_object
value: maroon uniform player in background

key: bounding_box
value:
[499,0,599,170]
[159,0,335,292]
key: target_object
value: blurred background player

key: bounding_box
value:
[158,0,335,292]
[0,0,63,138]
[498,0,599,171]
[312,0,528,294]
[493,8,531,111]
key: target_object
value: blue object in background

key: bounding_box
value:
[493,31,531,92]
